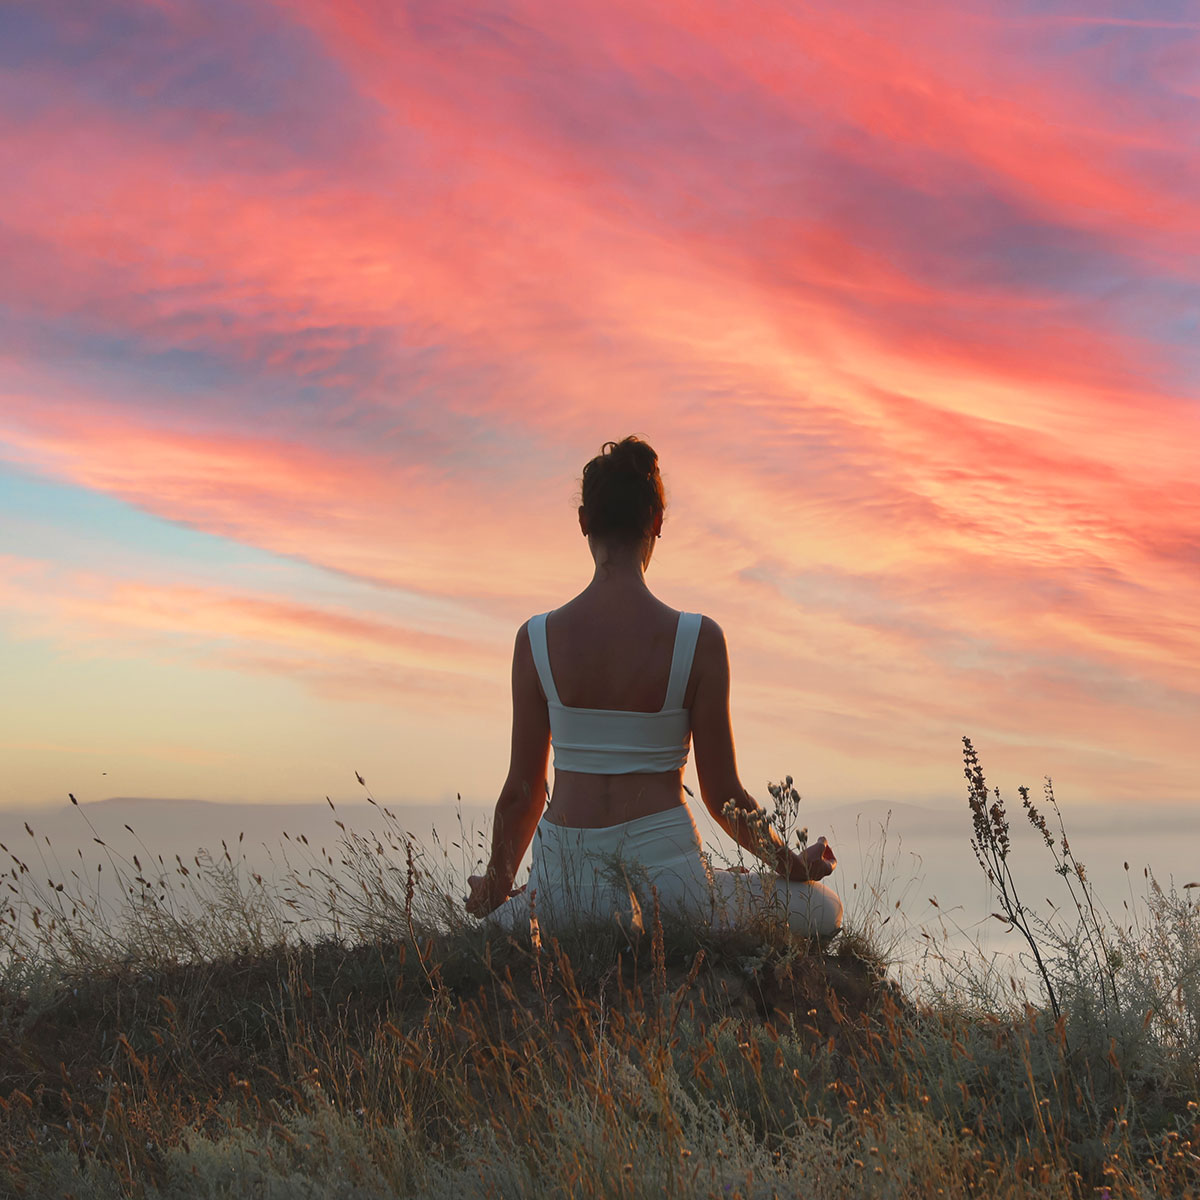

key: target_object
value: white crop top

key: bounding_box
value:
[528,610,703,775]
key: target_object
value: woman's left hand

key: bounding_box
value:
[785,837,837,883]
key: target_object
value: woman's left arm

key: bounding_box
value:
[466,623,551,916]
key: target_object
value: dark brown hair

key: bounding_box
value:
[580,436,665,544]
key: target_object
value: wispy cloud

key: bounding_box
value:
[0,554,499,694]
[1,0,1196,807]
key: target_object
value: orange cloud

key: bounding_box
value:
[1,0,1196,808]
[0,552,504,701]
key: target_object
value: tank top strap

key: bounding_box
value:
[527,612,561,705]
[662,611,702,711]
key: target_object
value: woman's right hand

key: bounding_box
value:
[785,836,836,883]
[465,872,504,917]
[465,872,526,917]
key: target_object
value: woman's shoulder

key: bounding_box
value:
[525,599,718,642]
[694,612,725,643]
[690,614,730,677]
[513,615,540,653]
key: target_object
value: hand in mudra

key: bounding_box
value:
[786,836,836,883]
[465,872,526,917]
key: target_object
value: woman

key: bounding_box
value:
[466,437,842,939]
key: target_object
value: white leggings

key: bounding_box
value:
[490,805,843,939]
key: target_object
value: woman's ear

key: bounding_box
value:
[651,510,663,538]
[578,505,589,537]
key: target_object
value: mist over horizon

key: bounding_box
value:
[5,788,1194,981]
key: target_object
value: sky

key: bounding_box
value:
[1,0,1198,823]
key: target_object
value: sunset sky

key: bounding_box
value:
[2,0,1198,819]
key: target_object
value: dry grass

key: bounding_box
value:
[1,754,1198,1198]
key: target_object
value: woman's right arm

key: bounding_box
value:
[690,618,834,883]
[466,623,552,916]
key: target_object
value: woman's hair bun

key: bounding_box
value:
[580,436,665,545]
[604,437,657,477]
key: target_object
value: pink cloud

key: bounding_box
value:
[0,391,580,604]
[1,0,1196,806]
[0,553,504,702]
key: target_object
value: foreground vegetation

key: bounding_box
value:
[1,744,1197,1198]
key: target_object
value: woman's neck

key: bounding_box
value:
[587,538,652,592]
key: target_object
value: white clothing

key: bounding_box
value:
[528,610,702,774]
[491,806,843,940]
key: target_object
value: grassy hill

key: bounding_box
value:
[1,748,1197,1198]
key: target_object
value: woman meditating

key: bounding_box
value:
[466,437,842,939]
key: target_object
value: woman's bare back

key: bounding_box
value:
[540,588,697,828]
